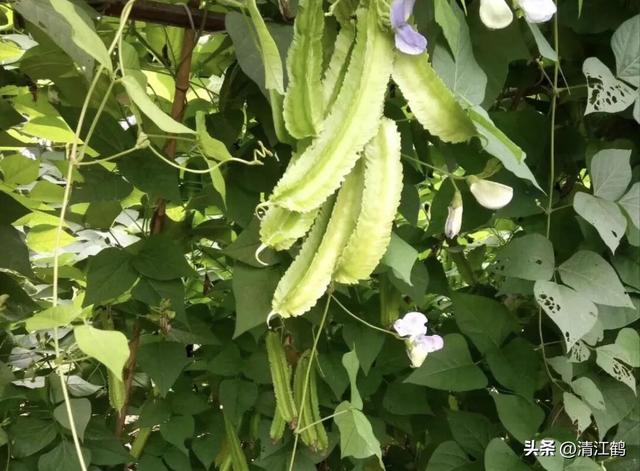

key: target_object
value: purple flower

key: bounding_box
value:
[391,0,427,55]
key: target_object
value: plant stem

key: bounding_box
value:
[288,295,331,471]
[295,409,349,434]
[331,295,400,338]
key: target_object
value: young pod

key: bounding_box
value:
[293,350,327,451]
[272,160,364,317]
[108,370,126,413]
[265,331,297,423]
[223,412,249,471]
[334,118,403,284]
[283,0,326,138]
[392,51,476,143]
[269,6,394,212]
[269,407,287,443]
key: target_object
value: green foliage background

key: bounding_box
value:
[0,0,638,470]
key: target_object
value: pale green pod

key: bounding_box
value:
[269,7,394,213]
[259,205,319,251]
[272,161,364,317]
[334,118,403,284]
[293,351,319,449]
[392,52,476,143]
[283,0,326,139]
[329,0,359,28]
[265,331,297,423]
[321,26,356,111]
[269,406,287,442]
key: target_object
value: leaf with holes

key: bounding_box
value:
[563,392,592,434]
[583,57,636,115]
[534,281,599,352]
[558,251,633,307]
[574,192,627,253]
[492,233,554,281]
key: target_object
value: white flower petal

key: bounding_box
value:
[469,178,514,210]
[518,0,557,23]
[393,311,428,338]
[445,192,463,238]
[479,0,514,30]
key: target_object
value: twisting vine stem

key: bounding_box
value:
[538,2,564,391]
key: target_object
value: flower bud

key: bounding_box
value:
[445,190,463,239]
[479,0,514,30]
[518,0,557,23]
[467,176,513,210]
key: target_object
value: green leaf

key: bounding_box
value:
[48,0,111,70]
[528,23,558,62]
[534,281,599,351]
[84,248,138,306]
[14,0,108,77]
[244,0,285,94]
[381,232,418,286]
[25,304,82,331]
[9,417,57,458]
[467,106,541,190]
[26,224,75,253]
[219,378,258,424]
[342,350,362,410]
[232,262,281,338]
[563,392,592,433]
[160,415,194,455]
[333,401,382,462]
[493,233,555,281]
[37,441,91,471]
[486,338,540,399]
[571,377,605,410]
[74,325,129,380]
[120,75,194,134]
[491,392,545,443]
[0,224,32,276]
[433,0,487,104]
[342,323,385,376]
[558,251,633,308]
[0,191,30,225]
[117,150,181,201]
[574,192,627,253]
[618,183,640,229]
[451,292,517,354]
[590,377,636,440]
[137,341,189,397]
[425,440,474,471]
[447,411,496,459]
[131,235,195,280]
[196,111,234,162]
[53,398,91,441]
[382,382,432,416]
[484,438,530,471]
[406,333,488,391]
[590,149,632,201]
[566,458,603,471]
[611,14,640,87]
[0,154,39,185]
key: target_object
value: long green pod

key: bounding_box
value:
[334,118,403,284]
[273,161,364,317]
[283,0,326,139]
[269,6,394,212]
[293,351,319,449]
[392,52,476,143]
[265,331,297,423]
[259,205,319,251]
[306,354,328,451]
[269,406,286,442]
[321,26,356,111]
[223,412,249,471]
